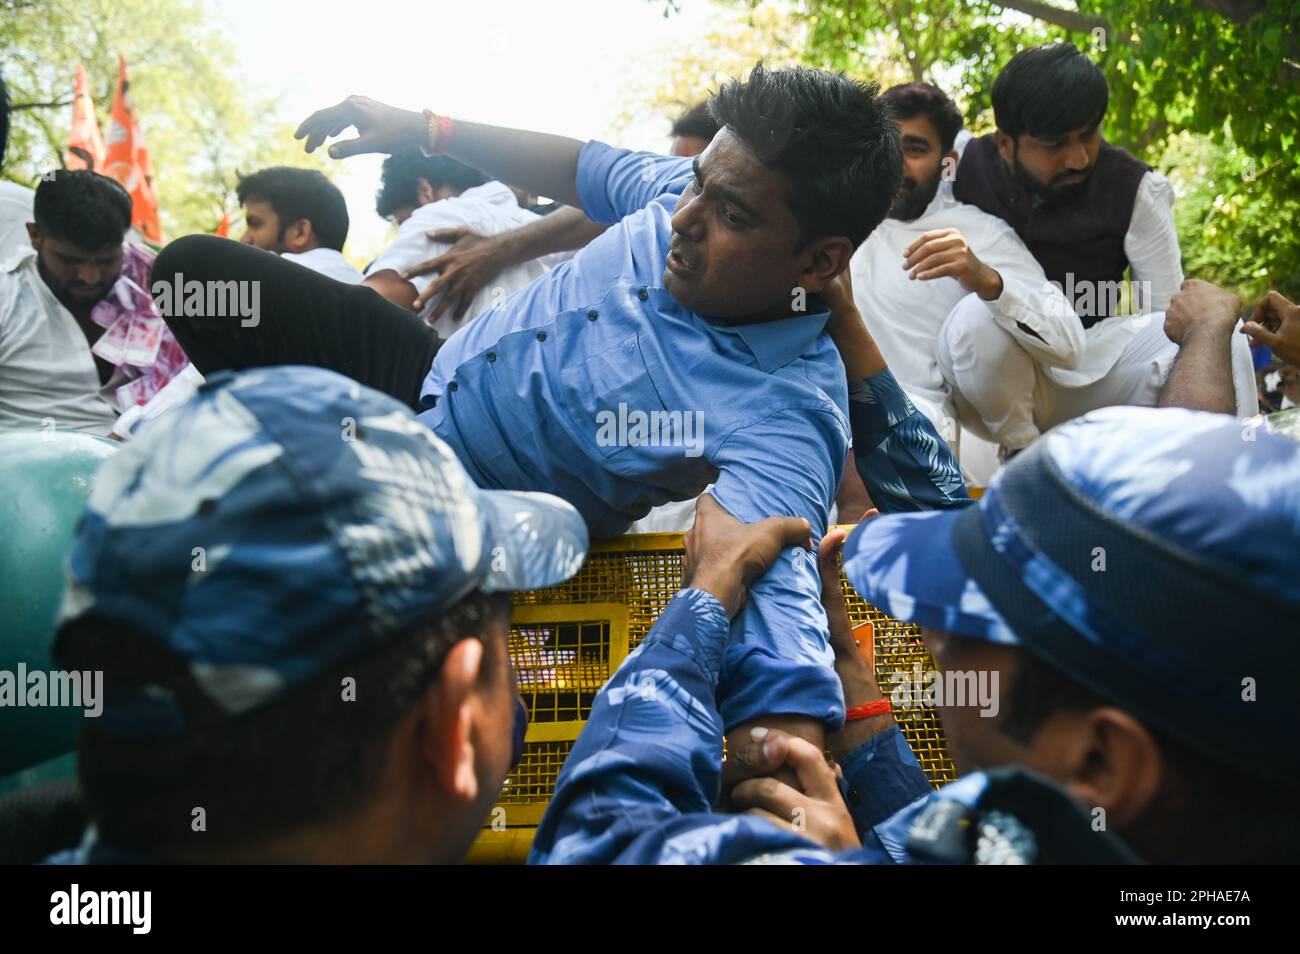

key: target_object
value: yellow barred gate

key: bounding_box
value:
[467,529,958,863]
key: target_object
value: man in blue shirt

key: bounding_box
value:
[156,64,905,755]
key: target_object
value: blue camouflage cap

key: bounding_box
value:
[844,405,1300,784]
[56,366,588,727]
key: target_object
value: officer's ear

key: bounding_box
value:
[1050,707,1165,830]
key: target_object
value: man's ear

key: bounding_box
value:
[1049,707,1165,830]
[415,177,436,207]
[25,222,38,246]
[421,637,488,804]
[282,218,314,253]
[799,237,855,295]
[994,129,1015,164]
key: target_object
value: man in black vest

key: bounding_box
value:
[945,43,1256,454]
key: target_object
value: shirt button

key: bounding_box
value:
[486,352,496,363]
[536,331,547,342]
[448,381,459,392]
[587,310,598,321]
[637,288,649,301]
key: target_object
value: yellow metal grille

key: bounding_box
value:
[470,529,957,862]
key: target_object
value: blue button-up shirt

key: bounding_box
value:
[421,141,853,730]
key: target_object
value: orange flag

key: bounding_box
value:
[214,210,230,237]
[65,64,107,172]
[104,57,162,243]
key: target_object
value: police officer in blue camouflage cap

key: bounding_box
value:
[528,404,1299,865]
[47,365,588,864]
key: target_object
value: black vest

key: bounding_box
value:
[953,135,1150,326]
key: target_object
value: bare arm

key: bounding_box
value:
[296,95,587,209]
[1158,280,1242,414]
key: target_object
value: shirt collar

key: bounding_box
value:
[458,179,519,209]
[715,308,830,373]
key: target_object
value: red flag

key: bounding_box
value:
[65,64,107,172]
[104,57,162,243]
[214,210,230,237]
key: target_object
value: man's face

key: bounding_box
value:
[666,128,839,323]
[31,232,124,309]
[240,199,288,252]
[920,627,1029,774]
[996,122,1102,202]
[890,114,952,222]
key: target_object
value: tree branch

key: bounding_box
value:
[10,99,73,111]
[990,0,1107,33]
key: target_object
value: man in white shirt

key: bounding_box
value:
[849,82,1083,461]
[363,149,552,342]
[949,43,1256,452]
[236,166,362,283]
[0,171,190,436]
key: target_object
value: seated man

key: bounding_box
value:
[47,365,588,864]
[531,401,1300,864]
[949,42,1257,451]
[0,170,188,437]
[848,81,1083,454]
[363,148,557,340]
[156,63,906,754]
[236,166,361,283]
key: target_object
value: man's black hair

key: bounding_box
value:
[708,62,902,248]
[33,170,132,249]
[1002,648,1300,864]
[236,167,349,251]
[992,42,1108,140]
[56,590,511,856]
[1,70,10,170]
[670,101,721,143]
[375,149,488,219]
[881,82,964,154]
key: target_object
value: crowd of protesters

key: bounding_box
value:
[1,43,1297,866]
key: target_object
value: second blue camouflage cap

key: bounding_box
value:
[56,366,589,726]
[844,405,1300,784]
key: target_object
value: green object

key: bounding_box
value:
[0,430,116,777]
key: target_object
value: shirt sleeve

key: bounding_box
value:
[576,140,693,224]
[709,406,849,732]
[975,219,1086,370]
[837,724,934,839]
[528,588,821,865]
[849,368,972,513]
[1124,171,1183,313]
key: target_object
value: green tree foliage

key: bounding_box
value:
[1,0,331,239]
[748,0,1300,299]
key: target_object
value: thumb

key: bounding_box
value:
[759,513,813,553]
[426,227,471,244]
[327,136,369,160]
[818,527,847,581]
[1242,321,1281,350]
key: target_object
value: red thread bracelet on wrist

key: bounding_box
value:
[844,699,891,722]
[421,109,455,157]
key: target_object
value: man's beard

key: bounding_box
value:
[1010,146,1094,204]
[889,167,943,222]
[36,256,111,310]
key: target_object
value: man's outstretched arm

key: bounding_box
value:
[296,95,587,209]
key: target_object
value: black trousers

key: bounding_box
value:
[151,235,441,411]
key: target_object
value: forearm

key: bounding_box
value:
[496,206,609,268]
[1158,327,1237,413]
[443,119,586,209]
